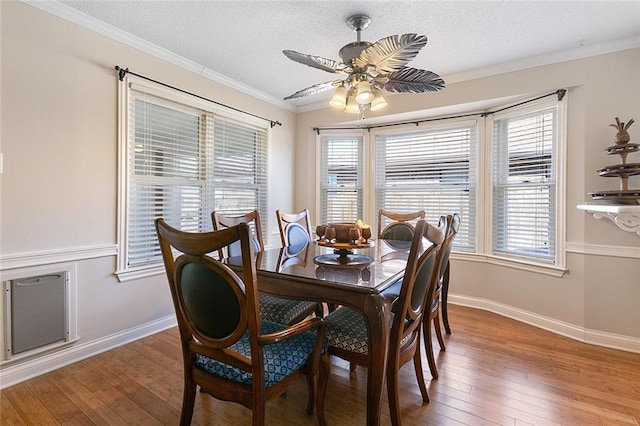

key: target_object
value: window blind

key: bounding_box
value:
[492,108,556,262]
[374,124,477,251]
[320,135,363,224]
[127,87,267,269]
[212,115,268,221]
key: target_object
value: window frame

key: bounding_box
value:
[316,94,567,277]
[316,131,366,225]
[486,96,567,273]
[116,76,269,282]
[371,118,478,252]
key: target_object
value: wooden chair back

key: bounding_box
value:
[212,210,264,259]
[420,214,460,379]
[276,209,313,248]
[437,212,461,335]
[377,210,426,240]
[386,219,444,423]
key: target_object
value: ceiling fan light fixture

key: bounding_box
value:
[370,89,388,111]
[282,14,445,114]
[355,80,374,104]
[344,96,362,114]
[329,85,348,109]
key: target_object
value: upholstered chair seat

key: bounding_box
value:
[196,320,326,387]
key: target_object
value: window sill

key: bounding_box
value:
[451,252,568,278]
[115,264,165,282]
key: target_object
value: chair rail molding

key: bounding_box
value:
[0,244,118,271]
[577,204,640,236]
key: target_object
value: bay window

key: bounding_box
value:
[318,94,566,272]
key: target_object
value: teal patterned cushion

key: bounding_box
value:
[195,321,322,387]
[324,307,401,355]
[259,294,317,325]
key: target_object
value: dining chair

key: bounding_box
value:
[423,213,459,379]
[378,210,426,302]
[377,209,426,241]
[439,213,460,335]
[317,219,445,426]
[276,209,314,248]
[211,210,264,260]
[155,219,326,426]
[212,210,323,325]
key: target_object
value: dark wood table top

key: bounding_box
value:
[247,239,412,295]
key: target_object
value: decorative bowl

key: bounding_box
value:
[328,223,361,243]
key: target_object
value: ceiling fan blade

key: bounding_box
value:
[354,34,428,74]
[284,80,341,100]
[380,67,445,93]
[283,50,350,74]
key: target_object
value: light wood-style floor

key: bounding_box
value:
[2,304,639,425]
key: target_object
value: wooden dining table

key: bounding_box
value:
[228,239,414,425]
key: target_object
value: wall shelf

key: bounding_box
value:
[577,204,640,235]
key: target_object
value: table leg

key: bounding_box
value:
[363,294,391,426]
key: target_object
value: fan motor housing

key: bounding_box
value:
[339,41,371,65]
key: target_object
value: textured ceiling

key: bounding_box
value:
[55,0,640,111]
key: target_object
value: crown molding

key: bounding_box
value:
[443,35,640,85]
[20,1,640,116]
[300,36,640,114]
[21,0,297,113]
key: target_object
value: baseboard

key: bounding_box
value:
[3,296,638,390]
[449,294,640,353]
[0,315,177,389]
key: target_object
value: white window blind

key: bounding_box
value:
[374,124,477,251]
[492,107,556,262]
[212,115,268,220]
[123,84,267,272]
[320,135,363,224]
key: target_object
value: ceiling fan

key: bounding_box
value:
[283,14,445,114]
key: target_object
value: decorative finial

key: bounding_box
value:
[609,117,634,144]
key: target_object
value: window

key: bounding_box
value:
[374,122,477,251]
[319,134,363,224]
[492,106,558,263]
[317,93,566,273]
[117,77,268,281]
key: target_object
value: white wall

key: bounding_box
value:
[295,49,640,347]
[0,1,297,387]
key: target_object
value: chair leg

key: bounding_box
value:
[412,339,429,403]
[441,265,452,334]
[423,315,439,379]
[386,358,402,426]
[252,406,266,426]
[434,314,446,352]
[317,354,330,426]
[305,365,316,415]
[180,379,197,426]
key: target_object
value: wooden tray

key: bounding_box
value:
[317,240,374,249]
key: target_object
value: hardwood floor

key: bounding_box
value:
[2,304,639,425]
